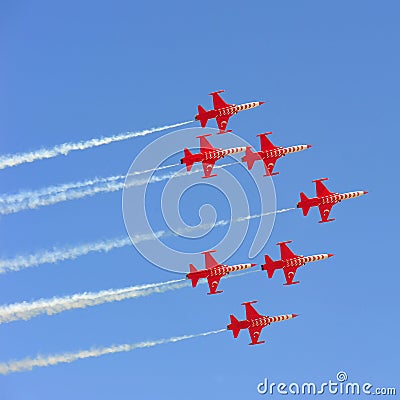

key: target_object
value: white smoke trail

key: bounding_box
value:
[0,121,193,170]
[0,181,124,215]
[0,163,180,207]
[126,162,181,177]
[0,278,190,324]
[0,209,295,274]
[0,329,226,375]
[0,233,164,273]
[0,174,125,205]
[0,270,257,325]
[0,162,240,215]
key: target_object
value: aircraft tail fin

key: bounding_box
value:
[262,255,277,278]
[181,149,195,172]
[188,264,200,287]
[197,105,209,128]
[198,105,206,114]
[189,263,197,273]
[298,192,311,216]
[227,315,241,338]
[241,146,260,170]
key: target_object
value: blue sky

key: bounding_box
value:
[0,1,399,399]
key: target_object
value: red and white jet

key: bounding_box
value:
[186,250,256,295]
[262,240,334,286]
[195,90,264,133]
[242,132,312,176]
[180,134,246,178]
[297,178,368,223]
[227,301,298,345]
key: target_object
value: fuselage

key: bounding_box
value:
[265,253,333,271]
[195,102,263,121]
[181,146,246,166]
[187,263,255,281]
[227,313,296,332]
[259,144,311,160]
[297,191,367,209]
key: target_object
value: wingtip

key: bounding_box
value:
[208,89,225,95]
[276,240,293,246]
[312,177,329,183]
[241,300,258,306]
[201,249,217,254]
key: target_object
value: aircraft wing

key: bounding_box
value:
[216,115,230,132]
[318,203,334,222]
[207,275,222,294]
[279,242,297,260]
[262,157,278,176]
[201,160,217,178]
[259,133,278,152]
[203,250,218,269]
[315,180,333,197]
[198,135,214,152]
[248,326,265,345]
[211,92,230,109]
[243,302,261,320]
[283,266,299,285]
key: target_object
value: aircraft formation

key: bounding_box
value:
[0,91,368,374]
[186,90,367,345]
[0,88,370,376]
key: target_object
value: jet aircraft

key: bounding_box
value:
[195,90,264,133]
[227,301,298,345]
[186,250,256,295]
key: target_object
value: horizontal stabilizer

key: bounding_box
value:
[228,315,241,338]
[182,149,194,172]
[197,105,209,127]
[263,262,277,279]
[298,192,311,216]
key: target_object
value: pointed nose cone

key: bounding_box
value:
[328,253,335,258]
[251,263,257,267]
[259,101,265,105]
[363,191,368,195]
[292,314,299,318]
[307,144,312,148]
